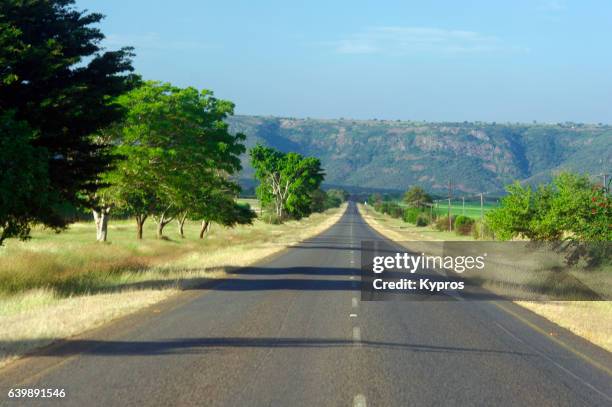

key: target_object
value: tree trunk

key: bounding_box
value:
[135,215,147,240]
[199,220,210,239]
[93,207,110,242]
[157,219,165,239]
[275,198,284,220]
[177,212,188,238]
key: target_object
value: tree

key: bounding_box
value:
[99,81,246,240]
[309,189,345,213]
[0,111,55,244]
[250,145,325,221]
[0,0,136,242]
[403,186,432,208]
[327,189,349,203]
[488,173,611,242]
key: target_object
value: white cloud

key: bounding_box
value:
[103,32,214,51]
[327,26,520,56]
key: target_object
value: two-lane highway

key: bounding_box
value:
[1,202,611,406]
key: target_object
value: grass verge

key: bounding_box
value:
[358,204,612,353]
[0,204,346,368]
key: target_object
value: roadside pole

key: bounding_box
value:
[448,179,452,232]
[480,193,484,238]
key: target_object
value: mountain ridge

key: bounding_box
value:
[228,115,612,194]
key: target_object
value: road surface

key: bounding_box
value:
[1,202,611,406]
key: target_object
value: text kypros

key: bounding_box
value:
[372,253,486,274]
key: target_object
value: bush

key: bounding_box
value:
[415,213,430,227]
[435,215,455,231]
[454,215,475,235]
[472,220,495,240]
[262,213,283,224]
[403,207,420,224]
[388,204,403,219]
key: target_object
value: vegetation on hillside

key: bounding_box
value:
[228,116,611,194]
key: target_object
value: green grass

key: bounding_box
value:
[432,201,498,219]
[394,200,498,219]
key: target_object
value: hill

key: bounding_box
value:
[228,116,612,194]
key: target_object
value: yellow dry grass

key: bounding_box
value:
[0,204,346,368]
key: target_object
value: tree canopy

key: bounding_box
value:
[487,173,611,242]
[0,0,136,242]
[99,81,250,239]
[250,145,325,221]
[403,186,433,208]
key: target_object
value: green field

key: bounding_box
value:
[431,200,498,219]
[395,200,498,219]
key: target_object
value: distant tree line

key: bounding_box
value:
[368,174,610,242]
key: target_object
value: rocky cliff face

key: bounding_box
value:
[228,116,612,194]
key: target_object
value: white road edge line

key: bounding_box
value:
[353,394,367,407]
[352,297,359,308]
[493,321,612,402]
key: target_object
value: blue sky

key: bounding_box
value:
[81,0,612,123]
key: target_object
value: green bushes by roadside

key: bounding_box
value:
[434,215,455,231]
[454,215,475,235]
[415,213,430,227]
[402,207,420,224]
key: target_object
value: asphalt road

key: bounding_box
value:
[1,202,611,406]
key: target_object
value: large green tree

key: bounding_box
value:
[250,145,325,221]
[99,81,247,240]
[0,111,53,244]
[403,186,433,208]
[487,173,611,242]
[0,0,136,242]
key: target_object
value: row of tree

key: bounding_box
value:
[91,81,257,241]
[368,175,610,242]
[1,0,339,244]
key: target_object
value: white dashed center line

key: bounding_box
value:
[352,326,361,342]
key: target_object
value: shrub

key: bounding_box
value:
[403,207,420,224]
[435,215,455,231]
[415,213,430,227]
[454,215,475,235]
[262,213,283,224]
[388,204,403,219]
[472,220,495,240]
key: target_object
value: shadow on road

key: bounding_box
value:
[1,337,534,358]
